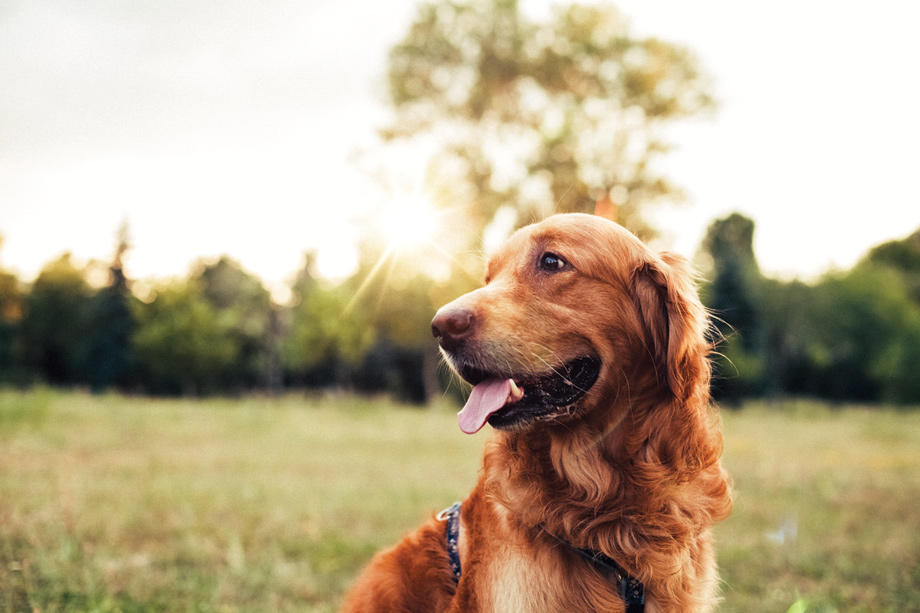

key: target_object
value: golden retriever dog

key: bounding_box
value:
[342,213,732,612]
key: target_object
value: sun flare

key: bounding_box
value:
[379,193,442,253]
[344,190,451,314]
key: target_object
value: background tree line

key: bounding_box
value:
[0,230,425,401]
[704,214,920,405]
[1,214,919,405]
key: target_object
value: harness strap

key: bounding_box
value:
[437,502,462,582]
[543,527,645,612]
[570,546,645,612]
[437,503,645,612]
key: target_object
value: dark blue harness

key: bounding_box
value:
[437,502,645,612]
[437,502,463,580]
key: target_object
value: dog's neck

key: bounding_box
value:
[480,394,731,597]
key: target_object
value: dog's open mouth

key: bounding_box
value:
[455,356,601,434]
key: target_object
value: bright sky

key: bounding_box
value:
[2,0,919,298]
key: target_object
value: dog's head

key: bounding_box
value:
[432,213,711,435]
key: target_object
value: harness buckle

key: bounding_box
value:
[436,504,456,521]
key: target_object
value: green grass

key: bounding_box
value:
[717,400,920,612]
[1,390,918,612]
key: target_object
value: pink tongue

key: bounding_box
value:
[458,378,515,434]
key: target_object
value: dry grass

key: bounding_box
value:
[1,390,918,612]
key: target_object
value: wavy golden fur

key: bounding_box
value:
[342,213,732,612]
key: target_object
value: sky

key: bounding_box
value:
[2,0,919,299]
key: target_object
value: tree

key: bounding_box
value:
[357,264,450,403]
[283,254,374,388]
[758,278,816,397]
[19,254,95,384]
[700,213,766,401]
[0,238,24,382]
[192,256,278,390]
[383,0,713,246]
[798,265,920,403]
[865,228,920,304]
[84,223,137,391]
[699,218,920,405]
[132,280,237,395]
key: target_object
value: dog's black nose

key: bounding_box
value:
[431,307,474,351]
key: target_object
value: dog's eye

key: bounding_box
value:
[538,252,567,272]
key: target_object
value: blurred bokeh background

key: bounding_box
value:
[2,1,919,611]
[2,0,919,404]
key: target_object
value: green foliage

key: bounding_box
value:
[132,281,238,395]
[132,256,281,395]
[715,334,766,403]
[193,257,279,390]
[702,213,768,401]
[283,256,374,385]
[6,230,140,392]
[18,254,94,385]
[865,228,920,303]
[786,599,808,613]
[84,233,136,391]
[2,210,920,404]
[385,0,713,243]
[703,213,920,405]
[341,259,453,403]
[799,264,920,403]
[759,278,817,396]
[0,267,23,381]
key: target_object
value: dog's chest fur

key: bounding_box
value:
[484,550,552,611]
[467,503,660,613]
[476,546,662,613]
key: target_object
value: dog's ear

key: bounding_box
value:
[631,252,710,400]
[631,253,719,478]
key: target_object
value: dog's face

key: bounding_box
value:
[432,213,707,434]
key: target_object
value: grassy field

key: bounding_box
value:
[1,390,918,612]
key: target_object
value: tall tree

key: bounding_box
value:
[702,213,762,344]
[701,213,766,401]
[383,0,713,245]
[84,222,137,391]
